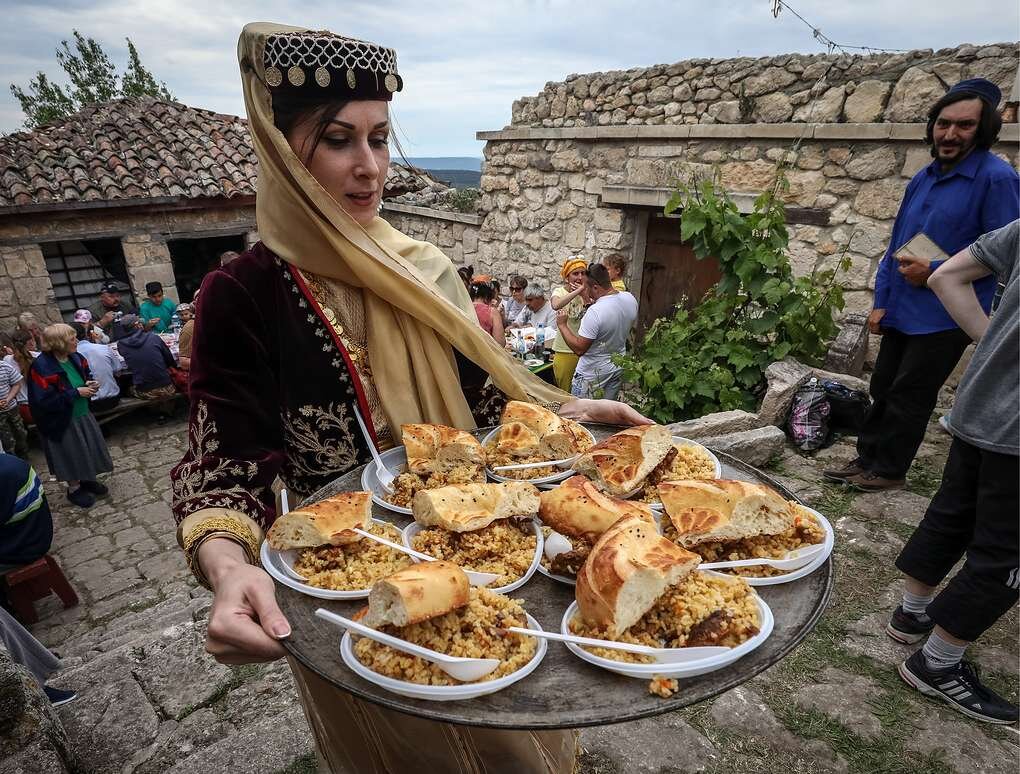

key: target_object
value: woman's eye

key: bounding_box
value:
[323,136,349,147]
[370,136,389,148]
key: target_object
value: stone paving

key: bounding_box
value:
[5,410,1018,773]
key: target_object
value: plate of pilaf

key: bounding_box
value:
[661,505,833,586]
[341,589,548,700]
[402,519,543,593]
[562,571,773,679]
[260,519,414,600]
[634,437,722,509]
[483,422,596,485]
[360,445,486,515]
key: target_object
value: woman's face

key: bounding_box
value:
[66,333,78,354]
[602,261,621,280]
[566,268,586,287]
[179,308,194,323]
[287,101,391,225]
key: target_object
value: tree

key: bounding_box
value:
[10,31,174,128]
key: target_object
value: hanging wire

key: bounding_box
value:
[770,0,909,55]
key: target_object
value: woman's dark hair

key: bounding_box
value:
[457,265,473,290]
[602,253,628,273]
[925,91,1002,156]
[508,275,527,291]
[10,329,35,376]
[469,281,495,303]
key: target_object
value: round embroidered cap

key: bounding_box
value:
[263,29,403,100]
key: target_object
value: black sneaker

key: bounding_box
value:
[80,480,109,497]
[886,605,935,644]
[898,650,1019,724]
[43,686,78,707]
[66,488,95,508]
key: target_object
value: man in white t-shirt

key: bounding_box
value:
[556,263,637,400]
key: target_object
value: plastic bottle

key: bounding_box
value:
[536,323,545,349]
[170,312,181,334]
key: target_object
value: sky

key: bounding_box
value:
[1,1,1017,156]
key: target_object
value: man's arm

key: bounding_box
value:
[927,248,993,342]
[556,309,592,355]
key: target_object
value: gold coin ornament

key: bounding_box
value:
[384,73,399,93]
[346,69,357,89]
[265,66,283,87]
[287,66,306,86]
[314,66,331,87]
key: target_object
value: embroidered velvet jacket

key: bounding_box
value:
[170,244,502,533]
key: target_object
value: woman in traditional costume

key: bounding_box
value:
[171,22,647,773]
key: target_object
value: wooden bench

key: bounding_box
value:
[94,394,185,427]
[1,555,78,625]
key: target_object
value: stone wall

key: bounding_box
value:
[511,43,1018,128]
[0,203,255,329]
[380,202,482,270]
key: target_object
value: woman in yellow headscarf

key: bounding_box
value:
[549,256,589,391]
[171,22,648,773]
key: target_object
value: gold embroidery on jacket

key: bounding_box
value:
[281,402,361,495]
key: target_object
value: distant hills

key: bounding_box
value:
[406,156,482,171]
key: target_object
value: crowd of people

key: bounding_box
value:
[459,252,639,400]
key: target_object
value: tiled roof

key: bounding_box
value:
[0,97,442,212]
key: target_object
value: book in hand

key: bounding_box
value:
[893,232,949,266]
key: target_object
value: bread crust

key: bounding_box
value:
[539,475,654,542]
[401,423,484,474]
[575,513,701,635]
[659,479,795,547]
[497,401,584,458]
[362,561,470,627]
[266,491,372,549]
[571,424,672,496]
[412,482,541,532]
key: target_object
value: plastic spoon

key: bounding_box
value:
[352,406,395,494]
[316,608,501,682]
[350,527,499,587]
[275,489,310,582]
[491,456,577,472]
[500,627,728,663]
[699,543,825,572]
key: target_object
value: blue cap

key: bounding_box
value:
[946,78,1002,107]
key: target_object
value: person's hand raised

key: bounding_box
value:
[559,398,653,427]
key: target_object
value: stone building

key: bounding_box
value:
[384,43,1019,336]
[0,98,260,329]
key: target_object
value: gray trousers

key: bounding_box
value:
[0,606,60,685]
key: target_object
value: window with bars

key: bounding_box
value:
[41,239,130,321]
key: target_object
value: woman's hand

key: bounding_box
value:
[77,385,97,398]
[559,398,653,427]
[198,537,291,664]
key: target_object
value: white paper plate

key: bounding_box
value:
[560,582,774,679]
[699,507,835,587]
[341,612,548,701]
[260,518,407,600]
[646,436,723,511]
[402,519,543,594]
[483,425,596,485]
[359,445,413,515]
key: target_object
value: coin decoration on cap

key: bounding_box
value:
[287,65,306,86]
[314,66,330,87]
[265,66,283,87]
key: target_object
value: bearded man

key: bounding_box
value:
[826,78,1019,492]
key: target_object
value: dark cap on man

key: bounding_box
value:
[120,314,141,329]
[946,78,1002,107]
[145,281,163,296]
[99,281,121,295]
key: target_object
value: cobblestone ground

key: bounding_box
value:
[8,411,1019,774]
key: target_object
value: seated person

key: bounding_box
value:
[73,309,109,344]
[176,302,196,370]
[0,453,52,571]
[90,282,139,342]
[502,275,528,325]
[73,322,124,413]
[139,281,178,333]
[469,278,504,341]
[510,284,557,331]
[115,315,177,401]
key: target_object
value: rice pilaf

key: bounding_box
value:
[351,588,537,685]
[412,519,538,586]
[635,443,717,504]
[485,419,594,480]
[662,504,825,578]
[539,526,593,578]
[384,464,485,508]
[569,573,760,663]
[292,522,413,590]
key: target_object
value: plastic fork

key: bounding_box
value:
[699,543,825,572]
[501,627,728,663]
[491,456,576,472]
[316,608,501,682]
[350,527,500,587]
[352,406,395,494]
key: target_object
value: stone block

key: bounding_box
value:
[852,178,907,220]
[753,92,793,122]
[793,85,846,123]
[901,146,931,178]
[700,425,787,466]
[842,79,891,123]
[578,713,715,773]
[884,66,946,122]
[793,668,884,741]
[823,312,870,376]
[0,651,76,768]
[593,208,625,231]
[741,66,798,97]
[666,410,764,439]
[845,147,898,181]
[12,277,53,307]
[758,358,813,425]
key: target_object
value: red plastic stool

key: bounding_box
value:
[1,555,79,625]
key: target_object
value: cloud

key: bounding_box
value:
[2,0,1016,155]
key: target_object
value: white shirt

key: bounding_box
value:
[575,291,638,380]
[76,340,124,401]
[513,300,557,330]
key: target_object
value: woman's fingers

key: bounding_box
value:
[245,573,293,641]
[205,566,290,663]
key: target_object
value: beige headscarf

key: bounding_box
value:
[238,22,567,431]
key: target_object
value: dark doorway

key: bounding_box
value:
[42,238,129,321]
[636,214,722,341]
[168,234,246,302]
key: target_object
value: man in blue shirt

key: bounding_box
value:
[825,78,1019,491]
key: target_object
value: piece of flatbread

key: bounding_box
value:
[412,482,540,532]
[266,491,372,549]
